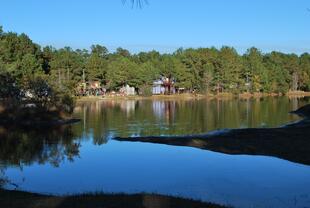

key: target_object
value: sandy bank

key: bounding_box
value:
[77,93,310,102]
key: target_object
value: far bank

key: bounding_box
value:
[76,91,310,102]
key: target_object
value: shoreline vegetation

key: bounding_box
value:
[76,91,310,101]
[2,25,310,105]
[0,73,78,127]
[2,25,310,125]
[114,104,310,165]
[1,25,310,208]
[0,189,228,208]
[1,91,308,127]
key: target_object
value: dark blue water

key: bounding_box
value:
[1,97,310,208]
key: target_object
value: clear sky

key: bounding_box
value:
[0,0,309,54]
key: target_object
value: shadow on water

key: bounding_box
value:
[114,104,310,166]
[0,125,81,190]
[0,126,81,168]
[0,122,228,208]
[0,98,309,172]
[114,125,310,165]
[1,98,310,208]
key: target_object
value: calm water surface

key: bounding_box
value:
[1,97,310,208]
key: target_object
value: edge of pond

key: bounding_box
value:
[0,189,229,208]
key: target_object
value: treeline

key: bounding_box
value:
[0,26,75,122]
[1,26,310,96]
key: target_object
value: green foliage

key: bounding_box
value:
[0,73,75,121]
[139,85,152,96]
[0,71,21,99]
[243,47,265,92]
[24,76,74,113]
[91,44,108,58]
[116,47,130,57]
[49,47,84,87]
[106,57,139,89]
[86,47,106,82]
[0,25,310,98]
[299,53,310,91]
[18,54,42,78]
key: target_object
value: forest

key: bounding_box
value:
[1,25,310,98]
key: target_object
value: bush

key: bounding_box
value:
[0,72,21,100]
[139,85,152,97]
[0,74,76,122]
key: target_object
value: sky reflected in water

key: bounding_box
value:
[1,97,310,208]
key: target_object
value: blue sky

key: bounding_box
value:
[0,0,309,54]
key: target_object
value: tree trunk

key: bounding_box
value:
[292,72,298,91]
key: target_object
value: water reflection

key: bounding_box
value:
[0,126,80,168]
[0,125,81,189]
[115,124,310,165]
[152,101,176,124]
[0,97,310,208]
[1,97,309,170]
[73,97,308,139]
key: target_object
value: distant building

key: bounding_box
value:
[152,80,165,95]
[88,81,101,89]
[152,77,175,95]
[120,84,135,96]
[76,81,105,96]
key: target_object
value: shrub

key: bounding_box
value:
[0,74,75,122]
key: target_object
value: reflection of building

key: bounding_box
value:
[152,101,176,123]
[120,100,136,115]
[152,77,175,95]
[152,101,166,118]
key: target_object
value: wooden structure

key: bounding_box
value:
[152,77,175,95]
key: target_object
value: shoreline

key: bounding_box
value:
[114,105,310,165]
[76,91,310,102]
[0,189,227,208]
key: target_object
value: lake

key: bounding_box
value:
[1,97,310,208]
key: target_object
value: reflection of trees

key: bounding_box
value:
[115,122,310,165]
[0,125,81,188]
[0,168,9,188]
[74,97,307,140]
[0,126,80,167]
